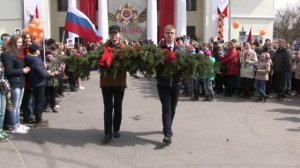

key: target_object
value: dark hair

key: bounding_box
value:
[5,34,22,55]
[1,33,10,40]
[253,41,260,47]
[46,38,56,46]
[28,42,40,53]
[176,37,184,42]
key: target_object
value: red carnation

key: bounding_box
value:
[117,53,123,58]
[164,49,176,64]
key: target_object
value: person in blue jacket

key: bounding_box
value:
[25,43,52,127]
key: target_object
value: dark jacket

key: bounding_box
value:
[272,47,292,73]
[156,45,182,87]
[100,41,127,88]
[1,52,25,88]
[25,54,49,88]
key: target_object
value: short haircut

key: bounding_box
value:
[164,24,176,32]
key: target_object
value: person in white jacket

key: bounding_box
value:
[240,42,258,99]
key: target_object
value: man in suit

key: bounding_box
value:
[156,24,182,145]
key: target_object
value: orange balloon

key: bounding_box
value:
[260,29,266,36]
[232,20,240,29]
[27,28,35,34]
[32,31,38,38]
[29,23,36,29]
[38,33,43,39]
[31,18,40,26]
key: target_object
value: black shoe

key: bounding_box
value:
[190,96,199,101]
[163,136,172,145]
[210,95,214,101]
[202,97,210,101]
[255,96,263,102]
[35,120,49,127]
[113,131,120,138]
[102,135,112,144]
[70,89,78,92]
[263,95,269,103]
[52,108,59,113]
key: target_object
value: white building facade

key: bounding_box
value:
[0,0,274,44]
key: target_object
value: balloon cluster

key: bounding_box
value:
[23,18,43,41]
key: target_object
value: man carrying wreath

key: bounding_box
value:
[99,25,127,144]
[156,24,182,145]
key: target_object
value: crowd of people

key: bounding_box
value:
[0,25,298,144]
[0,32,90,141]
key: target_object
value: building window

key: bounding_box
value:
[187,26,196,39]
[58,0,68,11]
[59,27,68,42]
[187,0,197,11]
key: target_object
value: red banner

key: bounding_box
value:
[79,0,96,25]
[159,0,174,40]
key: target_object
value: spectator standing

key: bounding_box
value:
[240,42,258,99]
[254,52,271,102]
[1,34,30,134]
[25,43,50,127]
[272,39,292,101]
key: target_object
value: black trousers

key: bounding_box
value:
[157,84,181,137]
[101,86,125,136]
[67,71,77,91]
[273,71,287,98]
[45,86,57,108]
[33,85,46,122]
[241,77,254,97]
[224,75,236,96]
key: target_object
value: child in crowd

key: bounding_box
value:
[202,44,215,101]
[254,52,271,102]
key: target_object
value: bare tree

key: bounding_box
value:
[274,4,300,43]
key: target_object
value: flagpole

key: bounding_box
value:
[62,30,66,44]
[228,0,231,41]
[42,0,46,62]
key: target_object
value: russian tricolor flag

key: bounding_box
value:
[64,6,102,42]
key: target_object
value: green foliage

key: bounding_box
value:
[64,44,220,79]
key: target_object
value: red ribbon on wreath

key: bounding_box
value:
[164,49,176,64]
[99,46,113,68]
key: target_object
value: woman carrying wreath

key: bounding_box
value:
[99,25,127,144]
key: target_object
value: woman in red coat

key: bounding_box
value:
[221,42,238,96]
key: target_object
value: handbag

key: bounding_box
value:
[221,64,229,72]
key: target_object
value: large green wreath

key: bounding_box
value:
[64,45,221,79]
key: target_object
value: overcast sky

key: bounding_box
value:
[275,0,299,10]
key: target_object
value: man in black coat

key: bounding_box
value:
[25,43,51,126]
[272,39,292,101]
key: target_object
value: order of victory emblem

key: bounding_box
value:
[109,3,147,25]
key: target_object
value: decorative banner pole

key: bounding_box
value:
[217,4,228,42]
